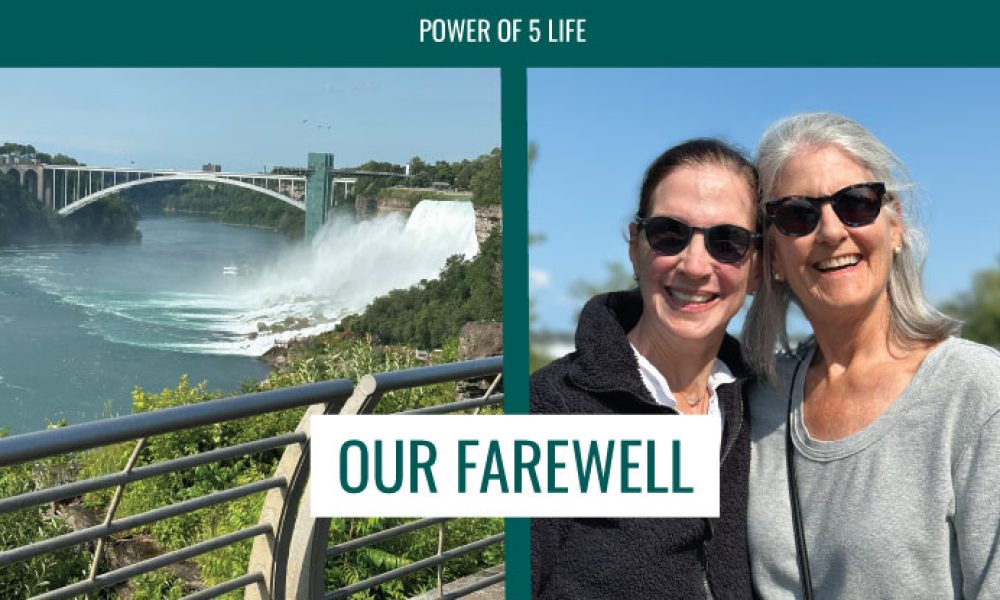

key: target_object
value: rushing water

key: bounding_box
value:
[0,202,478,434]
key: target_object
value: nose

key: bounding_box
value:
[676,232,713,278]
[814,202,848,245]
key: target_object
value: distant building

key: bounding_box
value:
[431,181,452,191]
[0,152,38,165]
[202,163,222,173]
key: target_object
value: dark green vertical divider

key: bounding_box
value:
[502,65,529,599]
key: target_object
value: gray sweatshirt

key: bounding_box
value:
[748,337,1000,599]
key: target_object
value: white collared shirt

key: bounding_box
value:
[631,343,734,430]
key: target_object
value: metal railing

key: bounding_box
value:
[316,362,504,600]
[0,355,503,600]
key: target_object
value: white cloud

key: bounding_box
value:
[529,268,551,290]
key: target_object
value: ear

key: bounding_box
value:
[887,199,904,250]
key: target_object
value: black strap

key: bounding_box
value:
[786,358,815,600]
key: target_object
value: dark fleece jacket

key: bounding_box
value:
[530,290,753,599]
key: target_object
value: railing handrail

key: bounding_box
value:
[357,355,502,396]
[0,378,354,467]
[0,355,504,600]
[0,432,307,515]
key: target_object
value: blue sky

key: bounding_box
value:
[529,68,1000,335]
[0,69,500,172]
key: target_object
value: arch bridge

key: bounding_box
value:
[0,153,407,239]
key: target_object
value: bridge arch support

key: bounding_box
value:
[57,174,306,216]
[0,165,21,184]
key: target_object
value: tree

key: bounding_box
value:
[943,257,1000,347]
[0,142,36,155]
[338,231,502,349]
[471,148,501,206]
[454,160,475,190]
[569,261,635,304]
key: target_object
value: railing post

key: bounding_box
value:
[436,521,446,598]
[246,358,501,599]
[247,388,352,600]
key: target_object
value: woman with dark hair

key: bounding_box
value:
[744,112,1000,598]
[531,138,760,598]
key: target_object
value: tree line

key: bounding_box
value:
[351,148,501,206]
[338,229,502,349]
[0,142,81,166]
[0,170,140,246]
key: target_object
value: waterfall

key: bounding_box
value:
[227,199,480,355]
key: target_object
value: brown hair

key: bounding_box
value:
[637,138,758,220]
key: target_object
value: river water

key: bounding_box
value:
[0,203,478,434]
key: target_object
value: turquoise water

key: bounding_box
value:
[0,216,286,434]
[0,203,478,434]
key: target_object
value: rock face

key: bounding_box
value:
[354,195,416,220]
[376,196,414,218]
[354,195,377,220]
[475,204,502,244]
[457,321,503,403]
[458,322,503,360]
[55,501,206,597]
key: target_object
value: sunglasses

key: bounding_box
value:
[635,216,759,264]
[766,182,888,237]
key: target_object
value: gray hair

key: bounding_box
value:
[742,112,959,382]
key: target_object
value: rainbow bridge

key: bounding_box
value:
[0,153,406,239]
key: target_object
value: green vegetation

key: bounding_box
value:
[1,142,80,166]
[0,444,92,598]
[376,188,457,203]
[469,148,501,206]
[0,171,60,244]
[339,230,502,349]
[63,195,142,243]
[944,256,1000,347]
[352,148,500,207]
[0,337,502,598]
[0,171,140,245]
[336,147,502,350]
[159,181,305,238]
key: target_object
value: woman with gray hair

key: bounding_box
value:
[743,112,1000,598]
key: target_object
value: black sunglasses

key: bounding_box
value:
[766,182,888,237]
[635,216,759,264]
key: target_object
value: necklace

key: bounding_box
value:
[682,393,707,407]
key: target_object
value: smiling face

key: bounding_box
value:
[769,144,902,326]
[629,163,758,346]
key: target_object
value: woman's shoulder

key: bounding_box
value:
[924,337,1000,388]
[916,337,1000,425]
[529,353,578,414]
[745,351,803,422]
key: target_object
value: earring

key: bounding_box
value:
[893,245,902,256]
[773,271,784,283]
